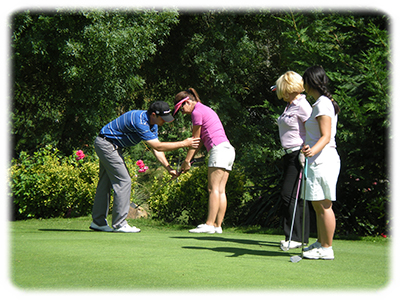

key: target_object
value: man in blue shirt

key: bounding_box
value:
[90,101,200,233]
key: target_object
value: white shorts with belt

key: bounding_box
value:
[208,141,235,171]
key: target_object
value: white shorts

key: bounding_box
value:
[208,142,235,171]
[305,153,340,201]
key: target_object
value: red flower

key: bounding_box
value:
[75,150,85,161]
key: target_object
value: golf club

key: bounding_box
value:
[281,169,303,251]
[290,157,308,263]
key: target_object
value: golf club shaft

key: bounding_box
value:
[287,170,303,250]
[300,157,308,256]
[290,157,308,263]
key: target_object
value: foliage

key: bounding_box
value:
[10,145,98,219]
[148,161,250,226]
[9,145,142,220]
[239,153,285,228]
[11,9,179,156]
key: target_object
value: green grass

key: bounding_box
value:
[10,217,390,291]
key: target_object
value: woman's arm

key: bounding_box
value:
[302,115,331,157]
[181,125,202,172]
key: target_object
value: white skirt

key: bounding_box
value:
[304,150,340,201]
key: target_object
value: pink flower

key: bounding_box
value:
[136,160,149,173]
[75,150,85,161]
[381,233,387,238]
[136,160,145,168]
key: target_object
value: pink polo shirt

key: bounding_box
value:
[191,102,229,152]
[277,94,312,149]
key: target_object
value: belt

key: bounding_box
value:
[284,146,301,154]
[98,133,119,148]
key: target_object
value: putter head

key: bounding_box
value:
[281,245,290,251]
[290,255,302,263]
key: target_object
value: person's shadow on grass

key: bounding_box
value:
[181,245,288,258]
[171,235,280,248]
[39,229,93,232]
[172,236,290,258]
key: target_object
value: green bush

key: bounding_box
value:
[148,161,249,226]
[9,145,141,220]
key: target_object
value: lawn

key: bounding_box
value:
[10,216,390,292]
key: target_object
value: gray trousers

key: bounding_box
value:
[92,136,131,229]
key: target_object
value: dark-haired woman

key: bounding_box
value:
[301,66,340,260]
[173,88,235,234]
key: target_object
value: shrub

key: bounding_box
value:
[148,161,249,226]
[9,145,142,220]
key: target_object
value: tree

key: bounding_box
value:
[11,9,179,156]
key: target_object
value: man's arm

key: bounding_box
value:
[145,137,200,152]
[152,149,178,178]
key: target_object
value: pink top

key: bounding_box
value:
[277,94,312,149]
[191,102,229,152]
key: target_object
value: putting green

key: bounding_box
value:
[10,217,390,290]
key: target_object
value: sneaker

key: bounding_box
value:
[303,247,334,260]
[304,240,321,251]
[280,240,302,250]
[189,224,215,233]
[215,227,223,234]
[114,224,141,233]
[90,222,113,232]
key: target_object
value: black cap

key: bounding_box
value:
[148,101,174,123]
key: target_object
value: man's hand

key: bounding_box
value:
[168,168,179,179]
[183,137,201,149]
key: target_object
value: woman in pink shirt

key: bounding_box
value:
[173,88,235,234]
[275,71,312,250]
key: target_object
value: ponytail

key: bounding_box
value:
[175,88,201,105]
[186,88,201,103]
[331,99,340,115]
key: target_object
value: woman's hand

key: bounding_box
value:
[180,160,191,173]
[302,145,315,157]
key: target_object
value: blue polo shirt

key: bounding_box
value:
[99,110,158,148]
